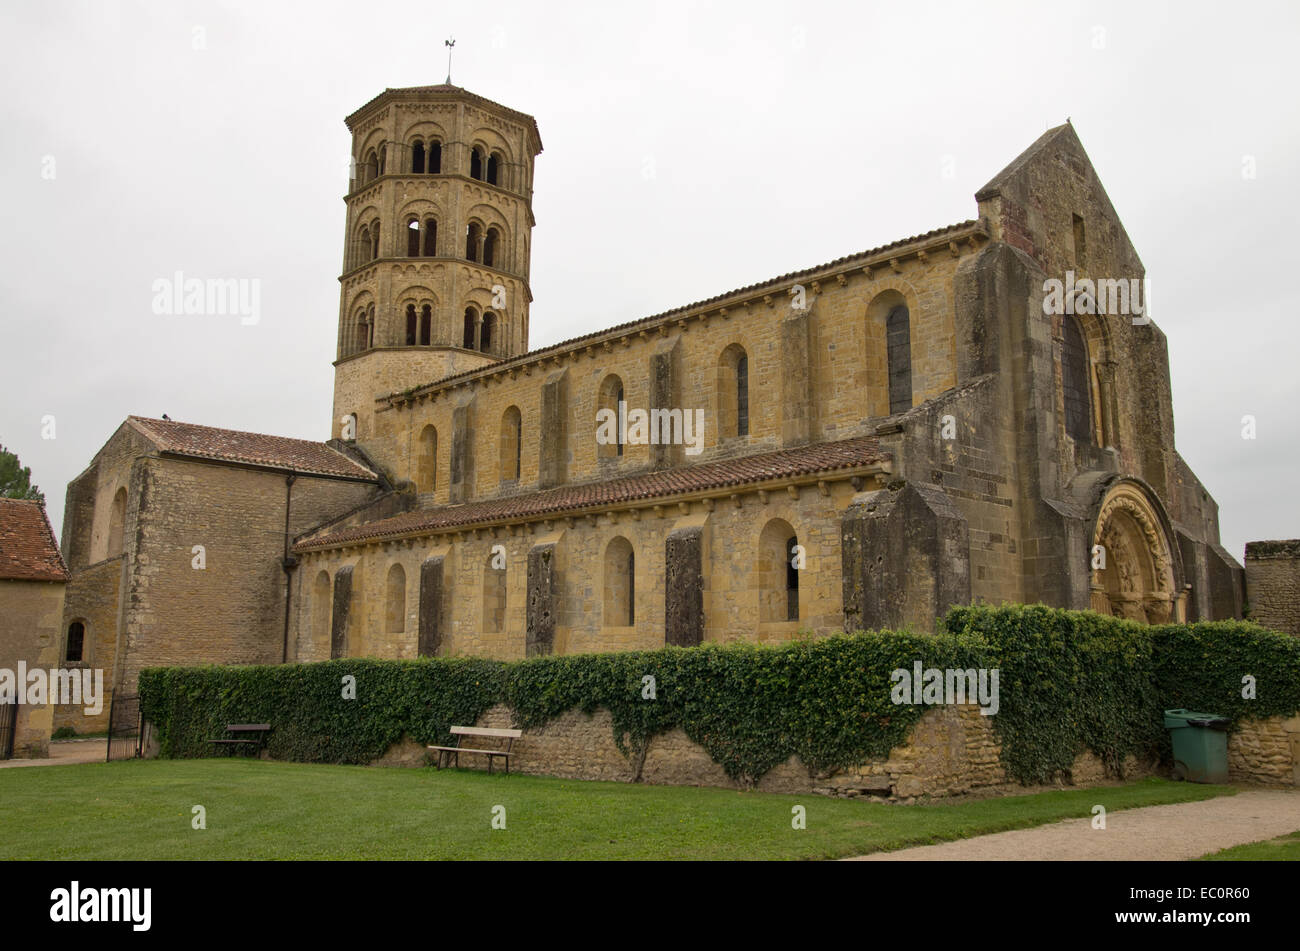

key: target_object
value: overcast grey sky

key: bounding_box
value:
[1,0,1296,562]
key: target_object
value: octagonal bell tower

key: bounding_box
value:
[332,84,542,441]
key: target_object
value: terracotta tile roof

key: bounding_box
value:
[296,436,888,551]
[0,499,69,582]
[386,219,983,402]
[128,417,379,481]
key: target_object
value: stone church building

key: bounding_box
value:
[51,83,1247,712]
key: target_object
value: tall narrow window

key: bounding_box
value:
[758,519,799,623]
[65,622,85,663]
[1072,213,1086,268]
[312,571,331,644]
[422,219,437,256]
[465,222,481,262]
[419,305,432,346]
[405,304,417,345]
[358,226,371,266]
[481,312,495,354]
[597,375,625,460]
[718,344,750,439]
[483,228,499,268]
[736,355,749,437]
[463,307,477,349]
[487,152,500,185]
[1063,316,1093,444]
[603,537,635,626]
[107,487,127,557]
[483,552,506,633]
[354,310,368,354]
[886,304,912,415]
[385,563,406,633]
[417,426,437,492]
[429,141,442,174]
[470,147,483,180]
[407,219,419,257]
[785,535,799,621]
[412,140,425,174]
[500,406,521,482]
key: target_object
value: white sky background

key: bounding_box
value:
[0,0,1296,563]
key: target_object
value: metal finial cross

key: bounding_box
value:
[445,37,456,84]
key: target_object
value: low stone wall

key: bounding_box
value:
[1228,715,1300,786]
[364,704,1299,797]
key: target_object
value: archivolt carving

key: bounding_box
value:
[1090,482,1178,623]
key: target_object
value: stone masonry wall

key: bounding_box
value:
[0,579,63,757]
[1244,540,1300,637]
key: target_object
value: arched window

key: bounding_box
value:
[419,305,432,346]
[366,304,375,348]
[417,425,437,492]
[463,307,478,349]
[429,141,442,174]
[370,220,380,261]
[481,312,495,354]
[385,563,406,633]
[483,552,506,633]
[886,304,912,415]
[603,537,635,626]
[758,519,799,623]
[405,304,417,345]
[470,147,483,180]
[353,310,369,354]
[364,149,378,183]
[107,487,127,557]
[65,621,85,663]
[422,218,437,256]
[1063,316,1093,443]
[483,227,500,268]
[597,374,625,459]
[412,140,425,174]
[358,226,371,266]
[312,571,331,644]
[487,152,501,185]
[465,222,482,262]
[500,406,521,482]
[407,219,420,257]
[717,344,750,439]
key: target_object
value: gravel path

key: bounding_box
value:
[0,739,105,769]
[845,789,1300,861]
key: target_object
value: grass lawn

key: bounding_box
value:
[1199,829,1300,861]
[0,760,1235,860]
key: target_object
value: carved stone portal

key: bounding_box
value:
[1090,482,1180,624]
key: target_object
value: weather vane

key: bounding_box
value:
[445,37,455,84]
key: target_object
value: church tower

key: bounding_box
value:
[332,84,542,441]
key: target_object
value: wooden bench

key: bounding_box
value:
[428,726,522,774]
[208,723,271,754]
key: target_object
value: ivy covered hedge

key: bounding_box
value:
[139,605,1300,787]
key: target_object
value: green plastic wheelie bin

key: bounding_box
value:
[1163,708,1231,783]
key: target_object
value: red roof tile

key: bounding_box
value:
[128,417,378,481]
[0,499,69,582]
[296,436,888,551]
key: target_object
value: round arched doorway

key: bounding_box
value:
[1090,482,1182,623]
